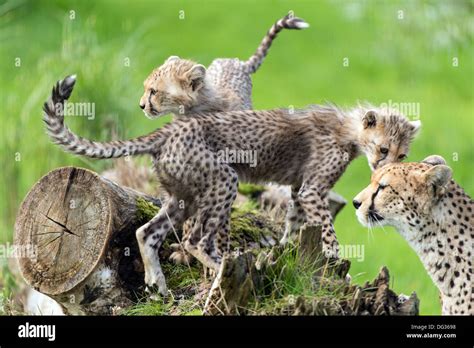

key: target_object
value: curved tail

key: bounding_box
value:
[243,12,309,74]
[43,75,165,158]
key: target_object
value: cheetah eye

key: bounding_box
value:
[398,154,407,160]
[380,147,389,155]
[150,89,157,95]
[378,183,388,189]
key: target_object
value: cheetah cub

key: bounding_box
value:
[139,12,308,118]
[139,12,308,265]
[353,155,473,315]
[43,77,421,295]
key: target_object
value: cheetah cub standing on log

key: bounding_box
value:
[43,76,421,295]
[353,155,473,315]
[139,12,309,118]
[139,12,308,264]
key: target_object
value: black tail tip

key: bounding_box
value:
[284,12,310,29]
[64,74,77,86]
[59,74,77,99]
[289,18,310,29]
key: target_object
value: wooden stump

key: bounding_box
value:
[14,167,160,315]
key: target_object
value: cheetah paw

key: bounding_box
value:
[144,270,168,298]
[169,249,194,265]
[169,243,194,264]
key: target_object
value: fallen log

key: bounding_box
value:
[13,165,418,316]
[14,167,161,315]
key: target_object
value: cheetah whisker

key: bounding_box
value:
[373,216,388,235]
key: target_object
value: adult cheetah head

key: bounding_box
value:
[139,56,206,118]
[357,109,421,170]
[353,155,452,230]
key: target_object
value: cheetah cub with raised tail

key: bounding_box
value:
[43,77,421,295]
[354,155,473,315]
[139,12,308,118]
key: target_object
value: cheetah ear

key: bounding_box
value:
[423,165,452,197]
[409,120,422,134]
[362,110,377,128]
[422,155,446,166]
[165,56,180,63]
[184,64,206,92]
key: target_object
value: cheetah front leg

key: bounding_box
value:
[136,197,185,296]
[296,184,340,259]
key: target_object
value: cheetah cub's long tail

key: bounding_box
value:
[43,75,165,158]
[244,12,309,74]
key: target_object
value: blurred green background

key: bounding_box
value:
[0,0,473,314]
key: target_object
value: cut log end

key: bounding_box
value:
[14,167,162,314]
[14,167,112,295]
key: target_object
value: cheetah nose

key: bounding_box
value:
[353,200,362,210]
[139,103,145,109]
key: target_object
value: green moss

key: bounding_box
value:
[135,197,160,222]
[123,300,171,316]
[123,263,204,316]
[124,294,202,315]
[230,206,278,247]
[123,298,202,316]
[123,262,204,316]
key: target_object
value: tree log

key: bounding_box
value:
[13,166,418,316]
[14,167,160,315]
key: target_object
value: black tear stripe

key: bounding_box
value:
[148,90,153,107]
[369,186,382,212]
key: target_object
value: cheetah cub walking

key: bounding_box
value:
[353,156,473,315]
[139,13,308,118]
[43,76,421,295]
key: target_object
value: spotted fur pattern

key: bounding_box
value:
[354,156,473,315]
[43,77,421,295]
[139,13,308,118]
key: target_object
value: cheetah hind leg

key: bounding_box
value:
[183,215,222,271]
[184,230,222,271]
[184,165,237,273]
